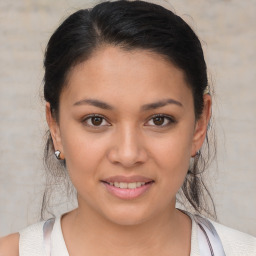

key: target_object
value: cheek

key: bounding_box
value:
[59,123,108,183]
[151,128,193,167]
[148,127,194,191]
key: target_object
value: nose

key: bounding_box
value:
[107,124,148,168]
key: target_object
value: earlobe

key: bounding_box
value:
[45,102,64,157]
[191,94,212,156]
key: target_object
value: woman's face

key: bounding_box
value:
[47,46,210,225]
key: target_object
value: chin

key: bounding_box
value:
[101,204,156,226]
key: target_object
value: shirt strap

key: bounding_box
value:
[43,218,55,256]
[194,214,226,256]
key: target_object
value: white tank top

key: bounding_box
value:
[19,211,226,256]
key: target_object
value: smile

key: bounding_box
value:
[101,176,155,200]
[103,181,152,189]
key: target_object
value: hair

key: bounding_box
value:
[42,0,216,220]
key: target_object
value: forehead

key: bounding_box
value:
[61,46,192,108]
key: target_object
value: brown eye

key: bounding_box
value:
[91,116,103,126]
[146,114,175,127]
[153,116,165,126]
[83,114,110,128]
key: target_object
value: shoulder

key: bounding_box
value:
[19,220,46,255]
[0,220,47,256]
[0,233,19,256]
[209,219,256,256]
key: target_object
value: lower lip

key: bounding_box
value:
[102,182,154,200]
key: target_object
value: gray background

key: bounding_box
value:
[0,0,255,237]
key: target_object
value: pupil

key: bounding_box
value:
[92,117,102,126]
[154,117,164,125]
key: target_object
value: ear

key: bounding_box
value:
[191,94,212,156]
[46,102,65,159]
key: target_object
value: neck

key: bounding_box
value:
[61,202,192,255]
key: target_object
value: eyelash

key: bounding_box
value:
[82,113,176,129]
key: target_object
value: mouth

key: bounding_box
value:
[100,176,155,200]
[101,180,154,189]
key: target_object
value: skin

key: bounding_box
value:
[0,234,19,255]
[0,45,211,256]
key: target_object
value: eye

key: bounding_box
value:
[82,114,110,128]
[145,114,175,127]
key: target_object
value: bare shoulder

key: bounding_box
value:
[0,233,19,256]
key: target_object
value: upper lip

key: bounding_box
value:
[102,175,154,183]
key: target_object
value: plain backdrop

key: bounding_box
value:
[0,0,255,237]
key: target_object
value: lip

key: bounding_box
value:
[102,175,154,183]
[102,181,154,200]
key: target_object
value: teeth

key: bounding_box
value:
[120,182,128,189]
[128,182,136,189]
[114,182,120,188]
[110,182,146,189]
[136,182,142,187]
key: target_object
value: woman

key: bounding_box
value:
[0,0,255,255]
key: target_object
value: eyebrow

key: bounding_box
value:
[73,98,183,111]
